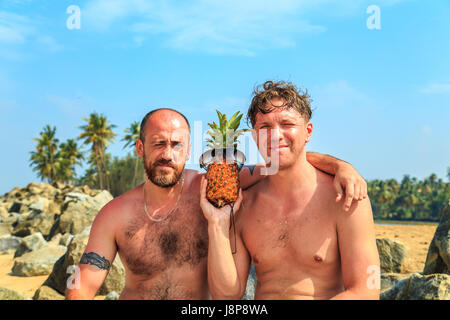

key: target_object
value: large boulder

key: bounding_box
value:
[14,232,47,258]
[381,273,411,294]
[376,238,407,273]
[0,235,21,254]
[0,287,30,300]
[56,190,113,235]
[42,227,125,296]
[0,205,8,219]
[29,197,50,212]
[0,222,12,236]
[423,202,450,275]
[11,244,67,276]
[33,285,65,300]
[12,210,56,238]
[381,273,450,300]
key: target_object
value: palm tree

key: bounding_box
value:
[29,125,59,183]
[78,113,116,190]
[122,121,141,187]
[57,139,84,184]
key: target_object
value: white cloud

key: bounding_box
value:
[82,0,411,55]
[0,10,63,60]
[421,124,432,136]
[46,94,90,116]
[420,83,450,94]
[312,80,372,110]
[0,11,34,44]
[83,0,327,55]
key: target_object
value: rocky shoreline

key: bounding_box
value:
[0,183,449,300]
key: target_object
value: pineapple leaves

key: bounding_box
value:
[207,110,249,149]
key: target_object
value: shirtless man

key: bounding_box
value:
[66,107,369,300]
[202,81,380,300]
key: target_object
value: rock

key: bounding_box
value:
[105,291,120,300]
[39,183,58,199]
[64,192,90,203]
[11,245,67,276]
[9,201,23,213]
[60,233,74,247]
[0,235,21,254]
[47,200,61,215]
[0,205,8,219]
[98,255,125,295]
[0,287,30,300]
[48,233,62,246]
[26,182,42,195]
[33,285,65,300]
[381,273,450,300]
[29,197,49,212]
[424,202,450,275]
[42,227,125,296]
[12,210,56,238]
[242,264,257,300]
[2,212,19,225]
[376,238,407,273]
[381,273,411,293]
[57,190,113,235]
[14,232,47,258]
[0,223,12,237]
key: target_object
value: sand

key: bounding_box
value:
[374,223,437,273]
[0,223,438,299]
[0,253,104,300]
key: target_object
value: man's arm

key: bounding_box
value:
[238,153,367,208]
[65,202,118,300]
[331,197,380,300]
[306,152,368,211]
[200,176,251,300]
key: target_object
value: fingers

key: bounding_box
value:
[362,180,368,199]
[354,184,361,202]
[343,183,354,212]
[334,179,344,203]
[233,189,243,212]
[199,176,210,211]
[200,175,206,199]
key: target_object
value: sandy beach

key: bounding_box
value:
[0,223,438,299]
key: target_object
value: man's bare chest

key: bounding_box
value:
[241,202,340,270]
[117,206,209,277]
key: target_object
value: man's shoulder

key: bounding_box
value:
[99,185,141,219]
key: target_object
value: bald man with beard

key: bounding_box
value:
[66,108,368,300]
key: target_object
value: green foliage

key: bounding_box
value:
[29,126,83,184]
[368,174,450,222]
[108,153,145,197]
[78,112,117,191]
[206,110,249,149]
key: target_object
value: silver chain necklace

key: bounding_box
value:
[143,176,185,222]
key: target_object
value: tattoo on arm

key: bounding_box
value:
[80,252,111,270]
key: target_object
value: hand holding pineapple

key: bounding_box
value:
[200,110,248,208]
[200,175,243,229]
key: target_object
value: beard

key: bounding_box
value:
[144,156,185,188]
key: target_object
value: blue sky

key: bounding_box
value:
[0,0,449,194]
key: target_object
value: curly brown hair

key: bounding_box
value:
[247,80,312,127]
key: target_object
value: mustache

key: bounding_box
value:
[153,159,176,168]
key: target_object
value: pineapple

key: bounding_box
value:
[200,110,248,208]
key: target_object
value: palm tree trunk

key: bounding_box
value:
[132,156,139,187]
[99,145,110,191]
[95,146,104,190]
